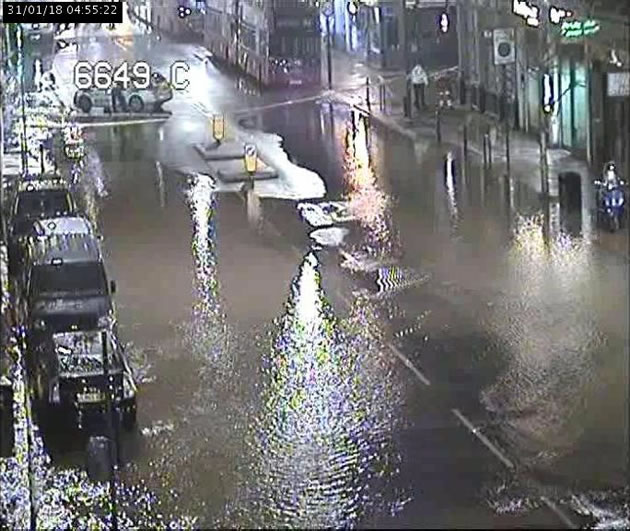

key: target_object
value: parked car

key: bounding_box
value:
[73,72,173,113]
[29,328,137,429]
[8,177,76,274]
[20,216,117,335]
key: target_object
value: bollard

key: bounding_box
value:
[463,122,468,160]
[365,77,371,113]
[484,125,493,172]
[403,94,411,119]
[483,133,490,170]
[40,143,45,174]
[505,123,511,179]
[379,84,385,112]
[436,108,442,143]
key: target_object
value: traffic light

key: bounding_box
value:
[178,5,192,18]
[542,73,554,114]
[439,12,449,33]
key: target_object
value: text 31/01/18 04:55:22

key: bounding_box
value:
[3,2,122,23]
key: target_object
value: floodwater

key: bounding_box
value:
[2,25,628,529]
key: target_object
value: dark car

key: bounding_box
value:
[29,328,137,429]
[8,177,76,274]
[21,217,117,336]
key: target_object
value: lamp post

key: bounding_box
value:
[401,0,411,118]
[323,2,334,90]
[101,330,119,531]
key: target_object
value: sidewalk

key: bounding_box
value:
[334,78,591,200]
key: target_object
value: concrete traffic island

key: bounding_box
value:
[194,141,245,161]
[194,141,278,183]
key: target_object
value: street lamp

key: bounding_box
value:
[322,2,334,90]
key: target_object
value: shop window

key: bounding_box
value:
[573,63,588,149]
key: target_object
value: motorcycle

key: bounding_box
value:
[594,180,626,232]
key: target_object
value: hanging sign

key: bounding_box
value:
[560,19,600,39]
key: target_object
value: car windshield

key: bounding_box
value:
[31,262,108,298]
[56,333,122,375]
[16,190,72,218]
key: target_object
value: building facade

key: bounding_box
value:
[457,0,630,174]
[330,0,458,72]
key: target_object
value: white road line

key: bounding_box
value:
[114,39,129,51]
[388,344,431,386]
[451,408,515,469]
[540,496,578,529]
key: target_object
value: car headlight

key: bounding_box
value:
[33,319,47,331]
[122,372,136,400]
[49,379,60,404]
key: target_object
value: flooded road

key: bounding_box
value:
[22,25,629,528]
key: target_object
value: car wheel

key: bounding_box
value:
[77,95,92,113]
[128,95,144,113]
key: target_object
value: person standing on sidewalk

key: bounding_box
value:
[410,62,429,112]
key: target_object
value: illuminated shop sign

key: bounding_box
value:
[512,0,572,27]
[512,0,540,26]
[560,19,601,38]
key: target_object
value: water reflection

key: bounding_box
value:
[244,252,404,528]
[482,214,607,465]
[343,113,396,258]
[184,173,226,362]
[443,151,459,232]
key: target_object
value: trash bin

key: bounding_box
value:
[558,171,582,211]
[86,435,115,483]
[0,383,14,457]
[558,171,582,236]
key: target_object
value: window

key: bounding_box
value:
[241,24,256,52]
[17,190,72,218]
[32,262,108,298]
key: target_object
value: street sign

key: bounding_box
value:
[560,19,600,39]
[244,144,257,174]
[212,114,224,142]
[493,28,515,66]
[607,72,630,97]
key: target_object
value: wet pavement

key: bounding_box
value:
[3,15,629,529]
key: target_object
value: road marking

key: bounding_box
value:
[114,39,130,51]
[540,496,578,529]
[388,344,431,386]
[452,408,515,469]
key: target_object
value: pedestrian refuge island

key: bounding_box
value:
[194,141,278,183]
